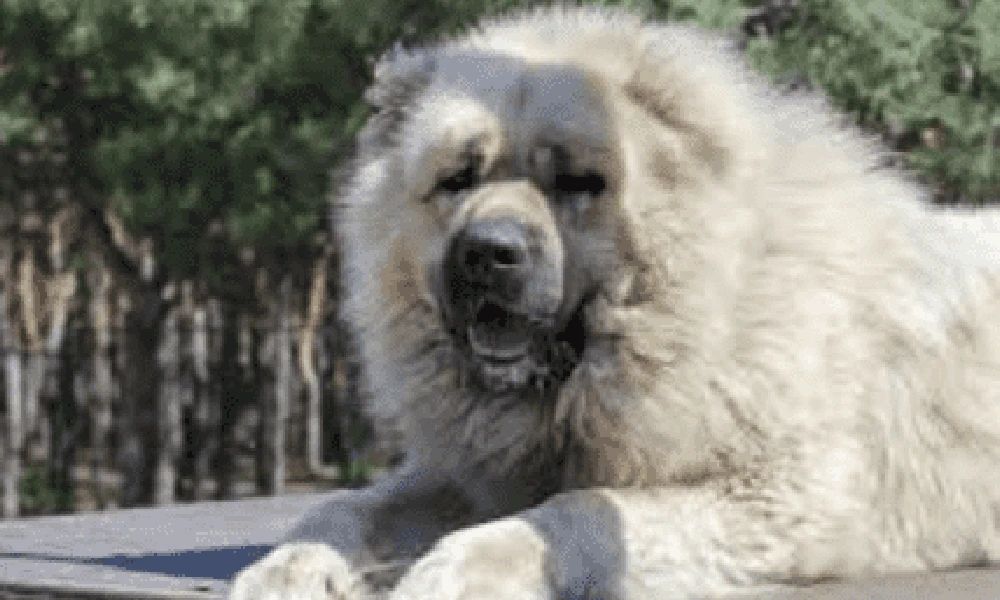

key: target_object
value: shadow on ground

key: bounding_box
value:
[0,545,273,580]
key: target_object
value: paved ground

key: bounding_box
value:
[0,493,325,598]
[1,492,999,599]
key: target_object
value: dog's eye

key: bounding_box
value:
[438,161,479,193]
[553,170,606,197]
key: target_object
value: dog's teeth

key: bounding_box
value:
[468,325,532,360]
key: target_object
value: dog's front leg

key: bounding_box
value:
[391,482,881,600]
[228,468,482,599]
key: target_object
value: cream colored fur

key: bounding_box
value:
[230,7,1000,599]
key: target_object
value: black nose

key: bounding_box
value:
[451,219,531,287]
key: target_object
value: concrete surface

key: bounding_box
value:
[1,492,999,599]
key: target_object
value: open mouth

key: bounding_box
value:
[454,297,587,394]
[467,301,536,362]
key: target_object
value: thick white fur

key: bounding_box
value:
[231,7,1000,599]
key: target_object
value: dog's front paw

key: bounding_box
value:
[228,543,365,600]
[390,519,553,600]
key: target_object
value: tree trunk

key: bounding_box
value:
[192,302,220,501]
[36,272,77,512]
[118,240,162,507]
[214,304,244,500]
[49,321,82,513]
[117,295,160,508]
[1,257,23,517]
[3,350,22,519]
[256,275,291,495]
[155,305,182,505]
[35,272,76,465]
[301,251,337,478]
[16,250,41,453]
[89,265,115,509]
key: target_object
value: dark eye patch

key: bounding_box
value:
[553,170,606,197]
[535,145,606,199]
[438,165,477,192]
[436,154,481,194]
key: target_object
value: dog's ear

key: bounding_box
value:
[622,30,755,181]
[358,43,437,155]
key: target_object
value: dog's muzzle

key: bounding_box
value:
[446,218,542,359]
[441,216,583,391]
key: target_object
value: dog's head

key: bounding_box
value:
[340,9,754,399]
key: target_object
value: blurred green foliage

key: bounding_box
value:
[743,0,999,204]
[3,0,369,281]
[0,0,996,292]
[19,465,74,515]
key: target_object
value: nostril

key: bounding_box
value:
[483,242,525,269]
[463,244,493,277]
